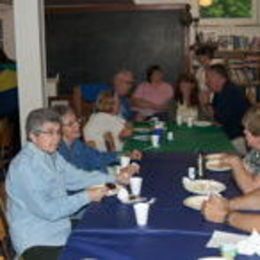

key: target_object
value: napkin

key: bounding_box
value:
[207,230,260,256]
[206,230,247,248]
[237,230,260,256]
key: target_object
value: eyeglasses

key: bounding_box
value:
[62,119,81,127]
[36,129,61,136]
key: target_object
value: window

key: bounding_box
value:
[197,0,258,25]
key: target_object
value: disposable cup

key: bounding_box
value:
[187,117,194,128]
[130,177,143,196]
[151,135,160,148]
[120,155,131,168]
[176,115,183,126]
[134,202,150,226]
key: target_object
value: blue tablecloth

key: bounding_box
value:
[61,153,259,260]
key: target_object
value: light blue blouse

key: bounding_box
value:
[6,142,114,255]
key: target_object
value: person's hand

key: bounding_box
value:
[130,149,143,160]
[201,195,229,223]
[87,186,107,202]
[116,168,132,185]
[120,127,133,139]
[123,163,140,176]
[151,103,167,111]
[220,154,242,169]
[135,113,146,122]
[199,90,211,105]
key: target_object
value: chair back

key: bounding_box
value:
[0,119,14,176]
[0,184,11,260]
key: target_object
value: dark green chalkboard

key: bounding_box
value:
[46,8,187,93]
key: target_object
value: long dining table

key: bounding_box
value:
[124,123,235,153]
[60,150,260,260]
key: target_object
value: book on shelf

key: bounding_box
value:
[250,37,260,50]
[217,35,260,51]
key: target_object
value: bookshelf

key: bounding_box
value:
[215,49,260,104]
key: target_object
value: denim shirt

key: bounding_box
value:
[6,142,114,255]
[59,139,119,172]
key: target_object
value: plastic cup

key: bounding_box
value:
[151,135,160,148]
[176,115,183,126]
[120,155,131,168]
[220,244,237,260]
[167,131,174,141]
[130,177,143,196]
[187,117,194,128]
[134,202,150,226]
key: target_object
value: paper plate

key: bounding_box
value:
[132,135,150,142]
[134,127,151,134]
[205,153,223,160]
[183,195,208,210]
[123,196,147,204]
[182,177,226,195]
[198,257,225,260]
[194,120,212,127]
[206,160,231,172]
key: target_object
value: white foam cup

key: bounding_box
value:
[134,202,150,226]
[151,135,160,148]
[120,155,131,168]
[130,177,143,196]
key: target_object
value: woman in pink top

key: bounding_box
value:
[132,65,174,121]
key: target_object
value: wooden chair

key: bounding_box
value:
[0,184,12,260]
[0,118,14,177]
[72,86,95,125]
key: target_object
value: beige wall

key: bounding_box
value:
[0,3,260,60]
[0,4,15,59]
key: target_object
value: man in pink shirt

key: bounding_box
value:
[132,65,174,120]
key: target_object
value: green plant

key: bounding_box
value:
[200,0,252,18]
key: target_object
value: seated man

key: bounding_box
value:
[73,70,135,121]
[113,70,135,120]
[6,108,133,260]
[202,189,260,233]
[215,105,260,194]
[54,105,142,172]
[203,64,249,155]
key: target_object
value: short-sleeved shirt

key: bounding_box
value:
[244,149,260,174]
[83,112,126,152]
[133,81,173,116]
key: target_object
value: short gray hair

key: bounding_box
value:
[26,108,61,140]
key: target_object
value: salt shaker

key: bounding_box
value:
[188,167,196,180]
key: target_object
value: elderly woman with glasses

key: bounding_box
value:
[6,108,134,260]
[54,105,141,173]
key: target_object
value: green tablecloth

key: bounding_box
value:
[124,123,235,153]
